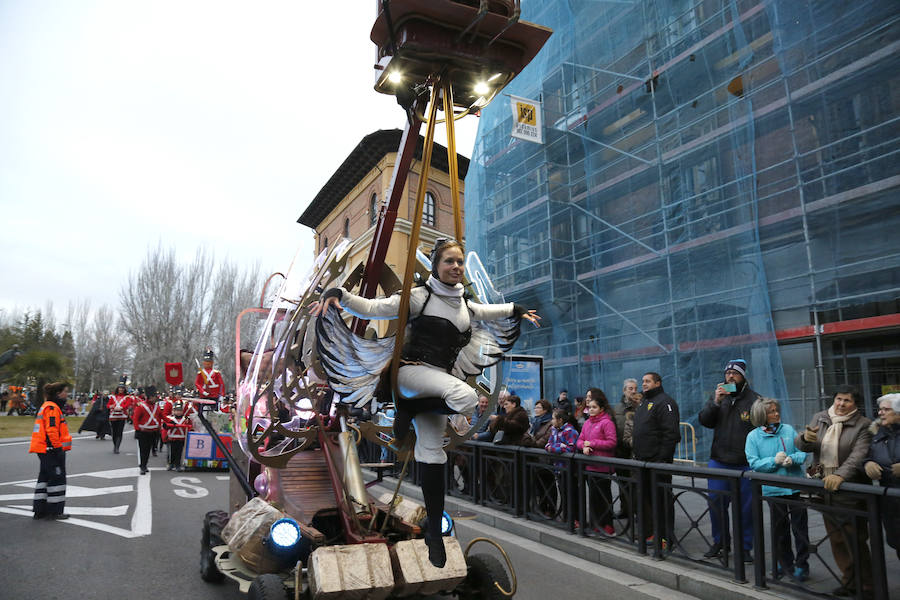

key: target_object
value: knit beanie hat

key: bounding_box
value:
[724,359,747,378]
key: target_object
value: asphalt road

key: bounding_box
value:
[0,431,607,600]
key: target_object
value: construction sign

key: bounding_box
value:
[510,95,543,144]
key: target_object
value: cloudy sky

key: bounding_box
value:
[0,1,478,319]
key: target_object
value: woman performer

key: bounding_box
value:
[313,239,540,567]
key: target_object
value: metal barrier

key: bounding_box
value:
[372,440,898,599]
[674,421,697,465]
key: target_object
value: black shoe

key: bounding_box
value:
[424,532,447,568]
[151,451,157,457]
[140,468,148,475]
[33,513,47,520]
[703,542,723,559]
[50,514,70,520]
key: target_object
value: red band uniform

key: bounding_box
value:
[107,385,134,454]
[29,387,73,518]
[132,387,162,474]
[195,369,225,405]
[162,403,192,471]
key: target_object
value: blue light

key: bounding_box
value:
[269,518,301,550]
[440,511,454,536]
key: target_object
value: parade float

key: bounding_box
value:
[196,2,551,598]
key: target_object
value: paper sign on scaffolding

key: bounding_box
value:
[510,95,543,144]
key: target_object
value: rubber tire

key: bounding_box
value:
[248,574,288,600]
[462,553,512,600]
[200,510,229,583]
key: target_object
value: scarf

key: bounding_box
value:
[530,411,552,436]
[821,405,856,474]
[426,275,464,297]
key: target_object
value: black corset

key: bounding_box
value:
[401,315,471,372]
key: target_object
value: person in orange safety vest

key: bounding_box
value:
[29,381,73,520]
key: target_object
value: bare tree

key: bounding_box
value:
[209,259,261,389]
[119,243,261,391]
[80,304,130,393]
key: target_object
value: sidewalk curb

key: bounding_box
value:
[371,474,806,600]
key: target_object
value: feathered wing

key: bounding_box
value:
[451,313,522,380]
[316,306,394,407]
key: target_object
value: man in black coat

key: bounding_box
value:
[697,359,762,561]
[632,372,681,548]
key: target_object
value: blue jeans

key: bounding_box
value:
[707,458,753,551]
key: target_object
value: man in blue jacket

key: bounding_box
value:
[698,359,762,562]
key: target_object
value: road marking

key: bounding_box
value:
[0,465,152,538]
[0,429,134,447]
[8,504,129,516]
[12,483,133,497]
[78,467,141,479]
[171,476,209,498]
[216,475,230,480]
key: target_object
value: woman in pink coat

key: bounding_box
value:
[577,388,618,535]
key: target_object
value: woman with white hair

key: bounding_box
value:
[745,398,809,581]
[863,393,900,560]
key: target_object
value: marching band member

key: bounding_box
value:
[132,385,162,474]
[195,348,225,409]
[161,400,192,471]
[160,388,175,417]
[107,381,133,454]
[313,238,541,567]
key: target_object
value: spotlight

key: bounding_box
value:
[473,81,490,96]
[388,71,402,84]
[264,517,309,566]
[440,511,454,536]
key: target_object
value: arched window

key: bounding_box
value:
[423,191,436,227]
[370,193,378,226]
[343,218,350,238]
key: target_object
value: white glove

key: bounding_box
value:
[782,456,793,467]
[774,451,786,465]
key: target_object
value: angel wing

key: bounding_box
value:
[450,311,522,380]
[316,305,394,407]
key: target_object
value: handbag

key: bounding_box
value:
[806,462,824,479]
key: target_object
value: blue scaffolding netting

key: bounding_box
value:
[464,0,900,459]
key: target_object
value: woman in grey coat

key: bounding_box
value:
[796,385,873,597]
[863,393,900,560]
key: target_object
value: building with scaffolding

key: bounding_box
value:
[464,0,900,452]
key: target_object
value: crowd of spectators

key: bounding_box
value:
[445,358,899,597]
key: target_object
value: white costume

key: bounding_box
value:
[321,276,518,463]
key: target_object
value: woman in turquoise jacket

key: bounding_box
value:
[745,398,810,582]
